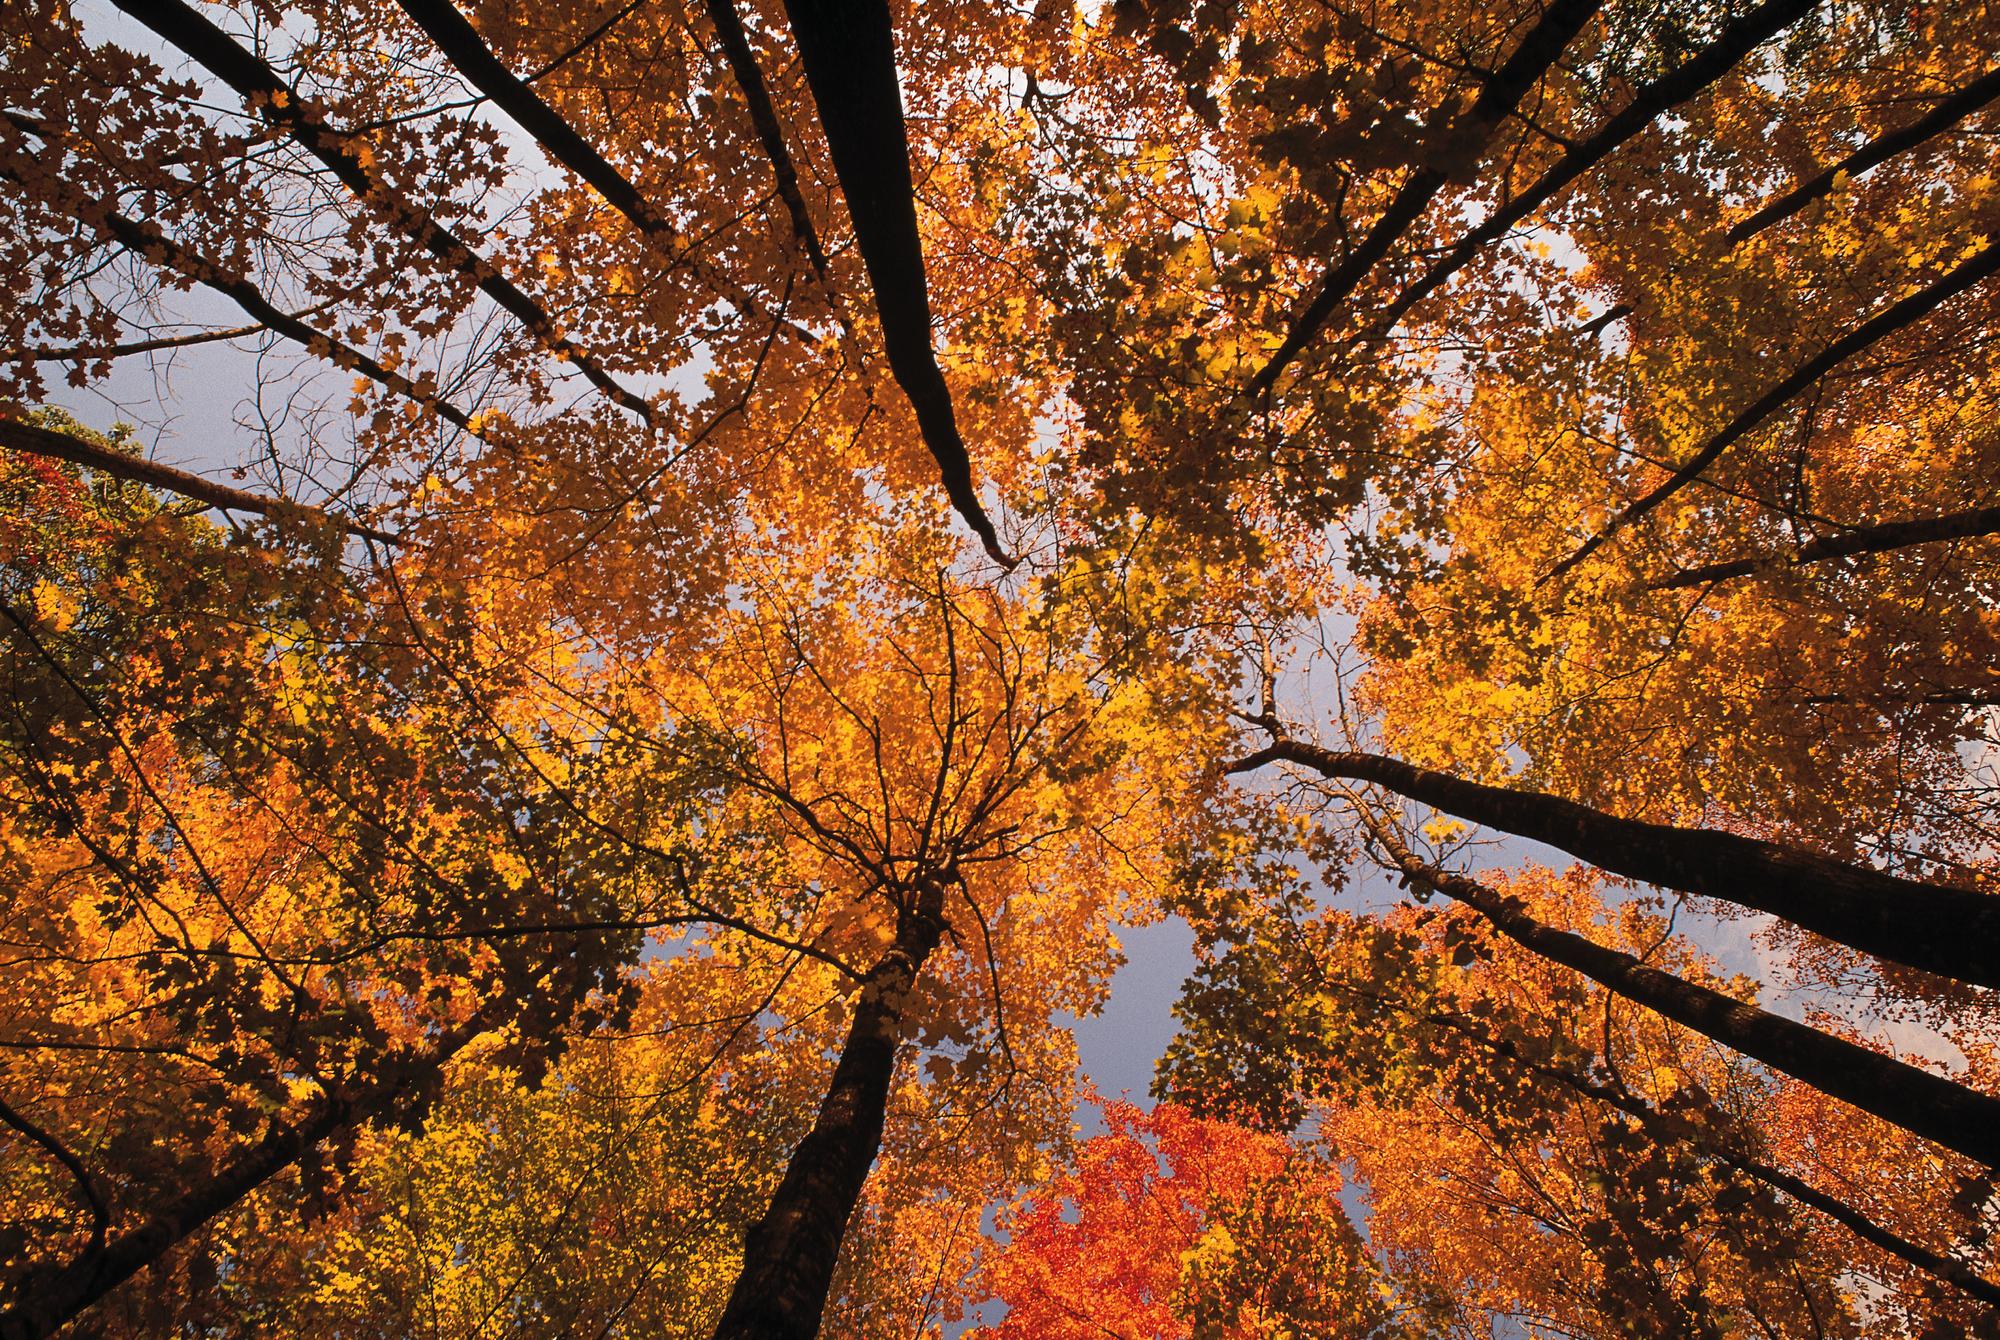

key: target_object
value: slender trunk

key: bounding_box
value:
[1644,503,2000,589]
[711,908,946,1339]
[703,0,837,297]
[1232,739,2000,991]
[0,1009,493,1340]
[389,0,807,346]
[778,0,1011,566]
[1443,1015,2000,1308]
[111,0,656,426]
[1728,65,2000,244]
[1356,813,2000,1168]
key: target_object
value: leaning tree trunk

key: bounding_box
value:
[1353,810,2000,1169]
[0,1007,495,1340]
[1438,1012,2000,1308]
[1233,739,2000,991]
[711,904,946,1340]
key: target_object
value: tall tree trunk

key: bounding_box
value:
[1354,808,2000,1169]
[1232,739,2000,991]
[778,0,1012,566]
[711,904,946,1340]
[1644,503,2000,589]
[0,1011,493,1340]
[1438,1013,2000,1308]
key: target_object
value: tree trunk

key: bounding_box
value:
[1248,0,1605,395]
[1234,739,2000,991]
[1355,814,2000,1168]
[779,0,1011,566]
[1645,503,2000,589]
[711,908,946,1339]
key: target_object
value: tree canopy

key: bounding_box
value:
[3,0,1999,1334]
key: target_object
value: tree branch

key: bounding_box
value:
[1246,0,1606,396]
[1643,502,2000,590]
[0,417,398,543]
[1546,237,2000,581]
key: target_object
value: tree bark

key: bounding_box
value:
[1356,812,2000,1169]
[1246,0,1605,395]
[0,418,395,543]
[1644,503,2000,589]
[711,905,945,1339]
[1232,739,2000,991]
[778,0,1012,567]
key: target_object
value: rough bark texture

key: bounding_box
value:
[711,910,945,1340]
[1234,740,2000,991]
[778,0,1013,566]
[1360,816,2000,1169]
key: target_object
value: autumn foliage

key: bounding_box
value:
[3,0,2000,1335]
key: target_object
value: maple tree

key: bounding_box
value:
[3,0,2000,1334]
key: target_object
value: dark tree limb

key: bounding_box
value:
[777,0,1015,568]
[1546,237,2000,582]
[0,417,399,543]
[703,0,839,305]
[1643,502,2000,589]
[1246,0,1606,397]
[1729,65,2000,244]
[0,1092,109,1257]
[1351,804,2000,1169]
[1228,738,2000,991]
[111,0,661,427]
[389,0,816,347]
[711,885,948,1339]
[6,316,289,362]
[1440,1015,2000,1308]
[0,1007,498,1340]
[0,151,476,436]
[1358,0,1819,347]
